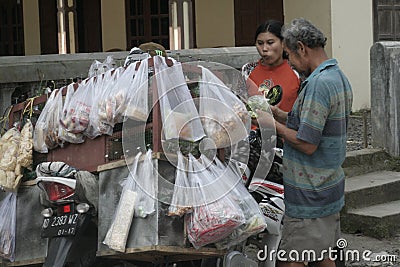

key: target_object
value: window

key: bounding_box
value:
[0,0,24,56]
[374,0,400,41]
[125,0,170,50]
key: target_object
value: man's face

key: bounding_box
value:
[284,43,311,78]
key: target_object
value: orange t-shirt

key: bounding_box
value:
[246,59,300,112]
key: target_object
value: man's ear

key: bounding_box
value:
[297,41,306,55]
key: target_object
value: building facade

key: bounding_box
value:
[1,0,399,110]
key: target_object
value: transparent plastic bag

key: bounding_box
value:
[58,83,85,144]
[60,78,95,134]
[168,151,192,216]
[0,192,17,261]
[124,57,149,122]
[208,158,266,249]
[134,149,156,218]
[103,152,141,252]
[33,90,57,153]
[88,67,124,137]
[154,56,205,141]
[185,154,245,249]
[199,66,250,148]
[45,89,64,149]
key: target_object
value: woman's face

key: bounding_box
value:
[255,32,284,67]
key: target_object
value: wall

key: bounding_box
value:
[283,0,332,57]
[331,0,373,110]
[370,42,400,156]
[23,0,41,55]
[194,0,235,48]
[283,0,373,111]
[101,0,127,51]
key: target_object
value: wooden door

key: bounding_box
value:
[234,0,283,46]
[374,0,400,41]
[76,0,102,52]
[39,0,58,54]
[0,0,24,56]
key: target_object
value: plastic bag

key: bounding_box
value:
[33,90,58,153]
[58,83,85,144]
[46,89,64,148]
[88,67,124,137]
[0,192,17,261]
[60,78,96,134]
[208,158,266,249]
[134,149,156,218]
[199,66,250,148]
[168,151,193,216]
[154,56,205,141]
[185,154,245,249]
[103,152,141,252]
[124,57,149,122]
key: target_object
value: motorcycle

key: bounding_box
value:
[35,162,99,267]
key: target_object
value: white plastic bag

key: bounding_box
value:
[154,56,205,141]
[124,58,149,122]
[33,90,58,153]
[60,78,95,134]
[103,152,141,252]
[199,66,250,148]
[58,83,85,144]
[185,154,245,249]
[168,151,192,216]
[0,192,17,261]
[134,149,156,218]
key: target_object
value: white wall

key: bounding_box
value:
[283,0,373,111]
[331,0,373,110]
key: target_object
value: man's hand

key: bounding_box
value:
[270,106,288,124]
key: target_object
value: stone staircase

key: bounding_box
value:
[341,148,400,238]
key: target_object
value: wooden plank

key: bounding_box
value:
[5,257,45,266]
[96,245,225,263]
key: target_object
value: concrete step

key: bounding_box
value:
[344,171,400,210]
[343,148,392,178]
[341,200,400,238]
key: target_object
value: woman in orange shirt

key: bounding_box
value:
[242,20,300,112]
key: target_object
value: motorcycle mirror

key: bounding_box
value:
[264,85,283,106]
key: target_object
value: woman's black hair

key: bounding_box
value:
[254,20,287,59]
[254,20,284,42]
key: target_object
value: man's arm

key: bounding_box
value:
[275,122,318,155]
[257,108,318,156]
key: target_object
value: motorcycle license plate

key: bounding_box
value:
[41,212,80,238]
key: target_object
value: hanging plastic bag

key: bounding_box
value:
[33,90,57,153]
[103,152,141,252]
[0,192,17,261]
[207,157,266,249]
[134,149,156,218]
[185,154,245,249]
[58,83,85,144]
[88,67,124,138]
[45,89,64,149]
[60,78,95,134]
[124,57,149,122]
[154,56,205,141]
[168,151,193,216]
[199,66,250,148]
